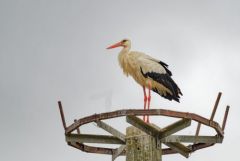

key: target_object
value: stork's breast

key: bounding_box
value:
[129,64,147,86]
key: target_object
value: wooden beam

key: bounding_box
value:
[112,145,126,161]
[127,116,191,139]
[66,134,125,144]
[151,124,191,158]
[126,115,160,137]
[161,135,223,144]
[126,118,191,158]
[159,118,191,138]
[95,120,126,142]
[164,143,191,158]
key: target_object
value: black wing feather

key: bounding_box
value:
[140,67,182,102]
[159,61,172,76]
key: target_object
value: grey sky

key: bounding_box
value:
[0,1,239,161]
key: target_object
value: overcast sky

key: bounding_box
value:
[0,1,239,161]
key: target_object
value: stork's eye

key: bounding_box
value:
[122,39,127,43]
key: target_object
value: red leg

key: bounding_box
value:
[143,86,147,122]
[147,81,152,123]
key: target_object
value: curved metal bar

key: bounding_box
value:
[63,108,226,156]
[65,109,224,136]
[59,92,229,157]
[68,142,114,155]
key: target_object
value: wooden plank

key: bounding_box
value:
[95,120,126,142]
[112,145,126,161]
[66,134,125,144]
[126,117,192,158]
[159,118,191,139]
[161,135,223,143]
[127,116,191,139]
[126,115,160,137]
[165,143,191,158]
[151,124,191,158]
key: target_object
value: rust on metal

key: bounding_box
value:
[67,141,220,156]
[190,143,214,152]
[68,142,114,155]
[66,109,160,133]
[65,109,223,136]
[68,142,215,156]
[210,92,222,121]
[74,119,80,134]
[194,123,201,143]
[162,143,214,155]
[195,123,201,137]
[62,108,225,155]
[58,101,67,130]
[66,133,125,144]
[58,92,228,158]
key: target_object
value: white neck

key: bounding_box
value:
[118,46,131,75]
[118,46,131,62]
[120,46,130,55]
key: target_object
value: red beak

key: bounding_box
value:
[106,42,122,49]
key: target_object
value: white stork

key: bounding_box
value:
[107,39,182,122]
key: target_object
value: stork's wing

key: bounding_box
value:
[158,61,172,76]
[141,69,182,102]
[136,53,182,102]
[136,53,172,76]
[135,53,166,75]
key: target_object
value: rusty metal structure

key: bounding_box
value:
[58,92,230,160]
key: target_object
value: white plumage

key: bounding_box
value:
[107,39,182,122]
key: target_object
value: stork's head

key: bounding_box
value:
[106,39,131,49]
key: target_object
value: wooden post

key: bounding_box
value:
[126,126,162,161]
